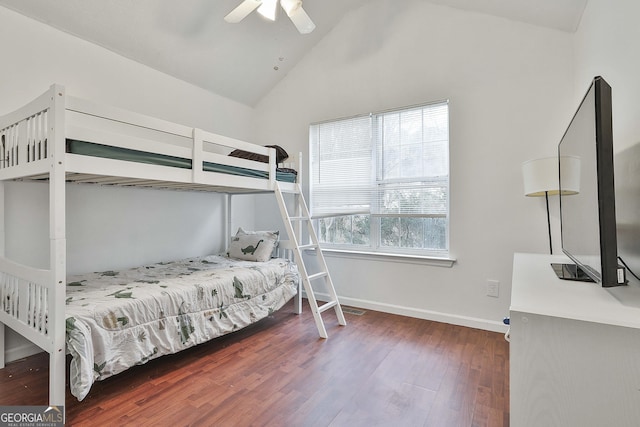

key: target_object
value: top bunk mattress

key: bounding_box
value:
[66,139,298,183]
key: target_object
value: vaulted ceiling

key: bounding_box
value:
[0,0,587,106]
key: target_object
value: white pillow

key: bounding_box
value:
[227,228,279,262]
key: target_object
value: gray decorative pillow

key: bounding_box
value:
[227,228,279,262]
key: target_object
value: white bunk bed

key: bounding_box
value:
[0,84,345,414]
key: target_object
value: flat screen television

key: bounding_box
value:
[553,76,626,287]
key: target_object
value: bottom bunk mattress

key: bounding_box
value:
[64,255,299,401]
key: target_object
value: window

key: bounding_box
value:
[309,101,449,257]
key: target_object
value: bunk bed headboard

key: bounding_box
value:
[0,88,53,169]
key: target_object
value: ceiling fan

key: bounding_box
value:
[224,0,316,34]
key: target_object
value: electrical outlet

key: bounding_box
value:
[487,279,500,298]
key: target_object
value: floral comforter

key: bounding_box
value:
[65,255,299,401]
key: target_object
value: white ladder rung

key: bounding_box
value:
[317,300,338,313]
[278,187,300,194]
[298,243,318,250]
[307,272,328,281]
[289,216,309,222]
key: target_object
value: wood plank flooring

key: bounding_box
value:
[0,302,509,426]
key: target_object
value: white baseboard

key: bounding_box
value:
[5,342,43,364]
[305,291,508,333]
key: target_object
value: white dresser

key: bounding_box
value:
[510,252,640,427]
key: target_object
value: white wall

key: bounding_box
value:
[574,0,640,279]
[574,0,640,152]
[0,7,256,361]
[253,0,575,330]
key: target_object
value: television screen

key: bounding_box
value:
[557,76,624,287]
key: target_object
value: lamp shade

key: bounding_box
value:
[522,156,580,197]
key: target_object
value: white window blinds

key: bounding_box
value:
[310,101,449,219]
[310,115,372,218]
[374,102,449,217]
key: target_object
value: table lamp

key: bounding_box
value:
[523,156,580,254]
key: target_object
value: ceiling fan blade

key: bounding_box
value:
[288,5,315,34]
[224,0,263,24]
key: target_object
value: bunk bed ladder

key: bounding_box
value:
[274,182,346,339]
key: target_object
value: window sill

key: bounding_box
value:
[305,247,456,268]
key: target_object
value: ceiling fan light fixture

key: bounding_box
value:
[257,0,278,21]
[226,0,315,34]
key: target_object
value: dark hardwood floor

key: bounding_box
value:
[0,302,509,426]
